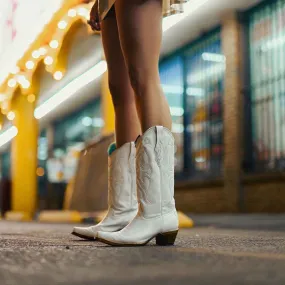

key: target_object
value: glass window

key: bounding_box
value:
[249,0,285,171]
[160,56,184,172]
[37,130,48,206]
[54,98,102,155]
[184,32,225,177]
[0,151,10,180]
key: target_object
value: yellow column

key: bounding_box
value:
[101,71,115,135]
[10,92,38,220]
[0,114,3,131]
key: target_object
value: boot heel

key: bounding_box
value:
[156,230,178,246]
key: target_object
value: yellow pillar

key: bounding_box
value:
[10,91,38,220]
[0,114,3,131]
[101,71,115,135]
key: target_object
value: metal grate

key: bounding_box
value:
[183,32,225,178]
[160,56,184,172]
[249,0,285,171]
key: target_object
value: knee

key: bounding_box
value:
[108,76,135,108]
[127,64,153,96]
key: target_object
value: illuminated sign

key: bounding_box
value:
[0,0,64,85]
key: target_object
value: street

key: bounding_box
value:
[1,215,285,285]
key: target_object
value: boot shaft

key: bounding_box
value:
[136,126,176,218]
[108,142,137,213]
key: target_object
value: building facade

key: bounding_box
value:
[1,0,285,215]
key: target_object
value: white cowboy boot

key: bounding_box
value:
[98,126,179,246]
[72,142,138,240]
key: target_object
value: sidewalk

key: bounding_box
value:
[0,216,285,285]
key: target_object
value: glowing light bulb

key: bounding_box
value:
[44,56,54,66]
[17,75,25,83]
[53,71,63,81]
[27,94,36,103]
[58,20,68,30]
[49,40,59,49]
[26,61,35,70]
[22,80,31,89]
[7,111,15,121]
[32,50,41,59]
[17,75,30,89]
[39,47,47,56]
[36,167,45,177]
[78,7,88,19]
[8,78,17,88]
[68,9,77,17]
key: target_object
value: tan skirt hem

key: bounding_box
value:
[99,0,190,21]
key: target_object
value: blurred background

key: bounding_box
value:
[0,0,285,221]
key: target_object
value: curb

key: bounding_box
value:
[178,211,194,228]
[5,211,32,222]
[38,210,82,223]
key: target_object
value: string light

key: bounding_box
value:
[68,9,77,17]
[27,94,36,103]
[32,50,41,59]
[39,47,47,56]
[7,111,15,121]
[17,75,31,89]
[0,4,99,149]
[49,40,59,49]
[22,81,31,89]
[36,167,45,177]
[53,71,63,81]
[8,78,17,88]
[58,20,68,30]
[44,56,54,66]
[78,7,89,19]
[17,75,25,83]
[26,61,35,70]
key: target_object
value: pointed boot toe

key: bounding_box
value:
[72,227,96,240]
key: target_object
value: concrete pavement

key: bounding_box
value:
[0,216,285,285]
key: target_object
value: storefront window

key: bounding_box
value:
[160,56,184,172]
[249,0,285,171]
[184,32,225,177]
[37,130,48,209]
[54,98,103,154]
[0,151,10,180]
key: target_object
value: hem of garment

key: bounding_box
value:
[101,1,188,21]
[100,8,112,21]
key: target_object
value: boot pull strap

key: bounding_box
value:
[155,126,164,166]
[155,126,164,147]
[129,142,136,161]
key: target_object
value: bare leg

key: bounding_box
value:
[96,2,179,247]
[101,8,141,147]
[114,0,172,132]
